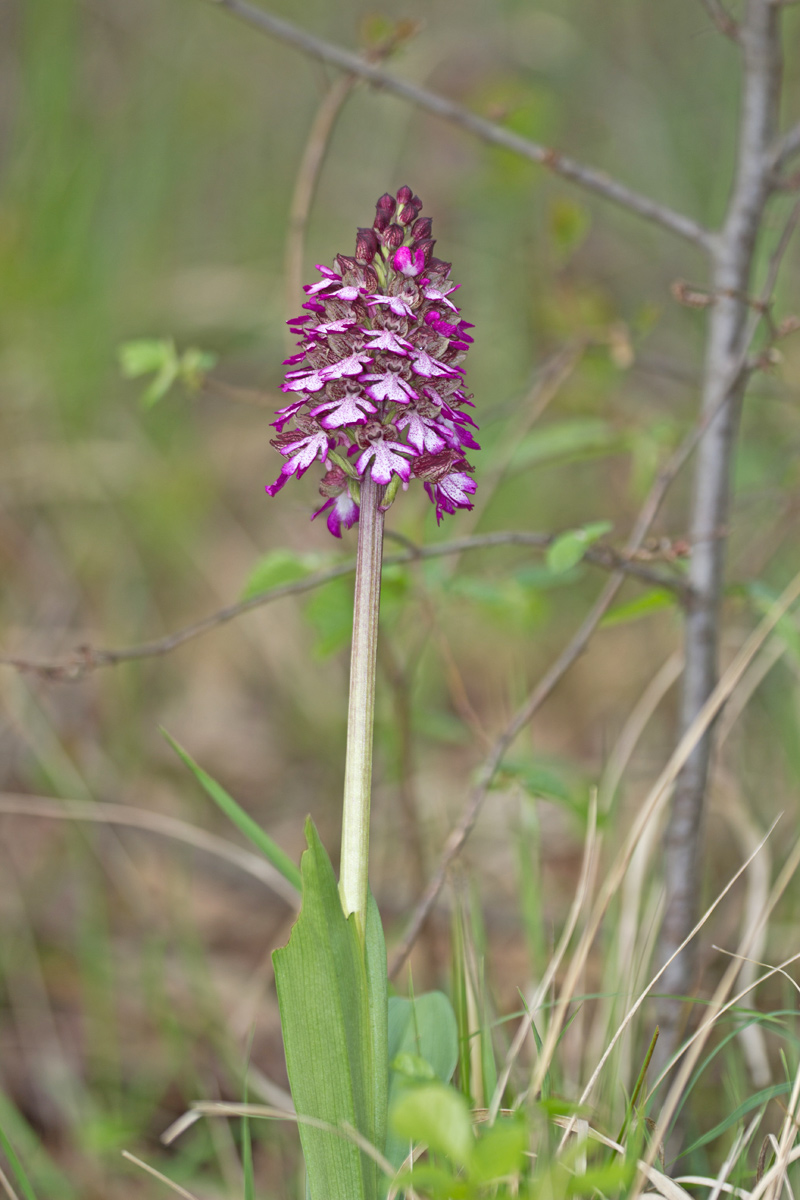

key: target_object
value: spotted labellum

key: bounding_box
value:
[266,187,478,536]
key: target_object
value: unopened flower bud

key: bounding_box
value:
[395,185,413,205]
[374,193,396,231]
[397,203,417,226]
[415,238,436,266]
[411,216,433,240]
[382,223,405,249]
[355,227,378,264]
[319,465,348,497]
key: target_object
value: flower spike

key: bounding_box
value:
[267,188,478,532]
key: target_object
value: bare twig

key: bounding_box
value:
[209,0,714,251]
[388,409,710,979]
[700,0,741,40]
[773,121,800,176]
[0,531,687,681]
[656,0,797,1071]
[285,74,357,332]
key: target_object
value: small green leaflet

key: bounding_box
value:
[240,549,320,601]
[118,338,217,408]
[600,587,676,628]
[546,521,613,575]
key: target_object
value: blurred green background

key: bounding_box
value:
[1,0,800,1195]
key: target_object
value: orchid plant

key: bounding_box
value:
[266,188,477,1200]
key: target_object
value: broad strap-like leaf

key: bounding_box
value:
[273,819,388,1200]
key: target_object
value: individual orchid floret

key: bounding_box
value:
[266,187,479,533]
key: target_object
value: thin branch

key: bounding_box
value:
[774,121,800,175]
[388,406,711,980]
[700,0,741,39]
[285,73,357,333]
[655,0,788,1087]
[0,531,688,681]
[209,0,714,252]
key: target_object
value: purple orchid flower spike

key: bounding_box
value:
[266,187,478,535]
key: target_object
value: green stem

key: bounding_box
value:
[339,474,385,936]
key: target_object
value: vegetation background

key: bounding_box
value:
[1,0,799,1196]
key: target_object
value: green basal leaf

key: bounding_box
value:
[471,1113,529,1184]
[273,820,388,1200]
[385,991,459,1170]
[162,730,302,893]
[391,1164,470,1200]
[546,521,613,575]
[390,1082,474,1169]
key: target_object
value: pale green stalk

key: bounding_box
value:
[339,474,385,936]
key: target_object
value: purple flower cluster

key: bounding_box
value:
[266,187,478,537]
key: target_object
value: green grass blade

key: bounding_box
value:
[162,729,301,893]
[0,1120,39,1200]
[680,1083,791,1159]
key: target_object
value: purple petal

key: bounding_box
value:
[311,391,376,429]
[311,491,360,537]
[363,328,413,355]
[356,440,414,486]
[411,349,460,379]
[364,372,418,404]
[320,351,373,382]
[367,294,415,319]
[393,246,426,277]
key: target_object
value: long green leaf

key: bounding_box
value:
[273,820,387,1200]
[0,1120,38,1200]
[162,730,301,893]
[680,1082,791,1158]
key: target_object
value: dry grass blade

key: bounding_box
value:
[537,567,800,1105]
[640,846,800,1197]
[0,1166,21,1200]
[168,1101,396,1178]
[488,792,600,1122]
[553,1117,695,1200]
[0,793,300,904]
[121,1151,202,1199]
[598,651,684,812]
[568,817,779,1130]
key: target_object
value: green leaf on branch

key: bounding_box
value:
[273,820,388,1200]
[240,549,322,601]
[511,420,622,472]
[161,730,302,893]
[600,587,677,628]
[546,521,613,575]
[118,338,217,408]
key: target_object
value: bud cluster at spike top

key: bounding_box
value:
[266,187,478,537]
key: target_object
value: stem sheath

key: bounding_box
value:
[339,475,385,934]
